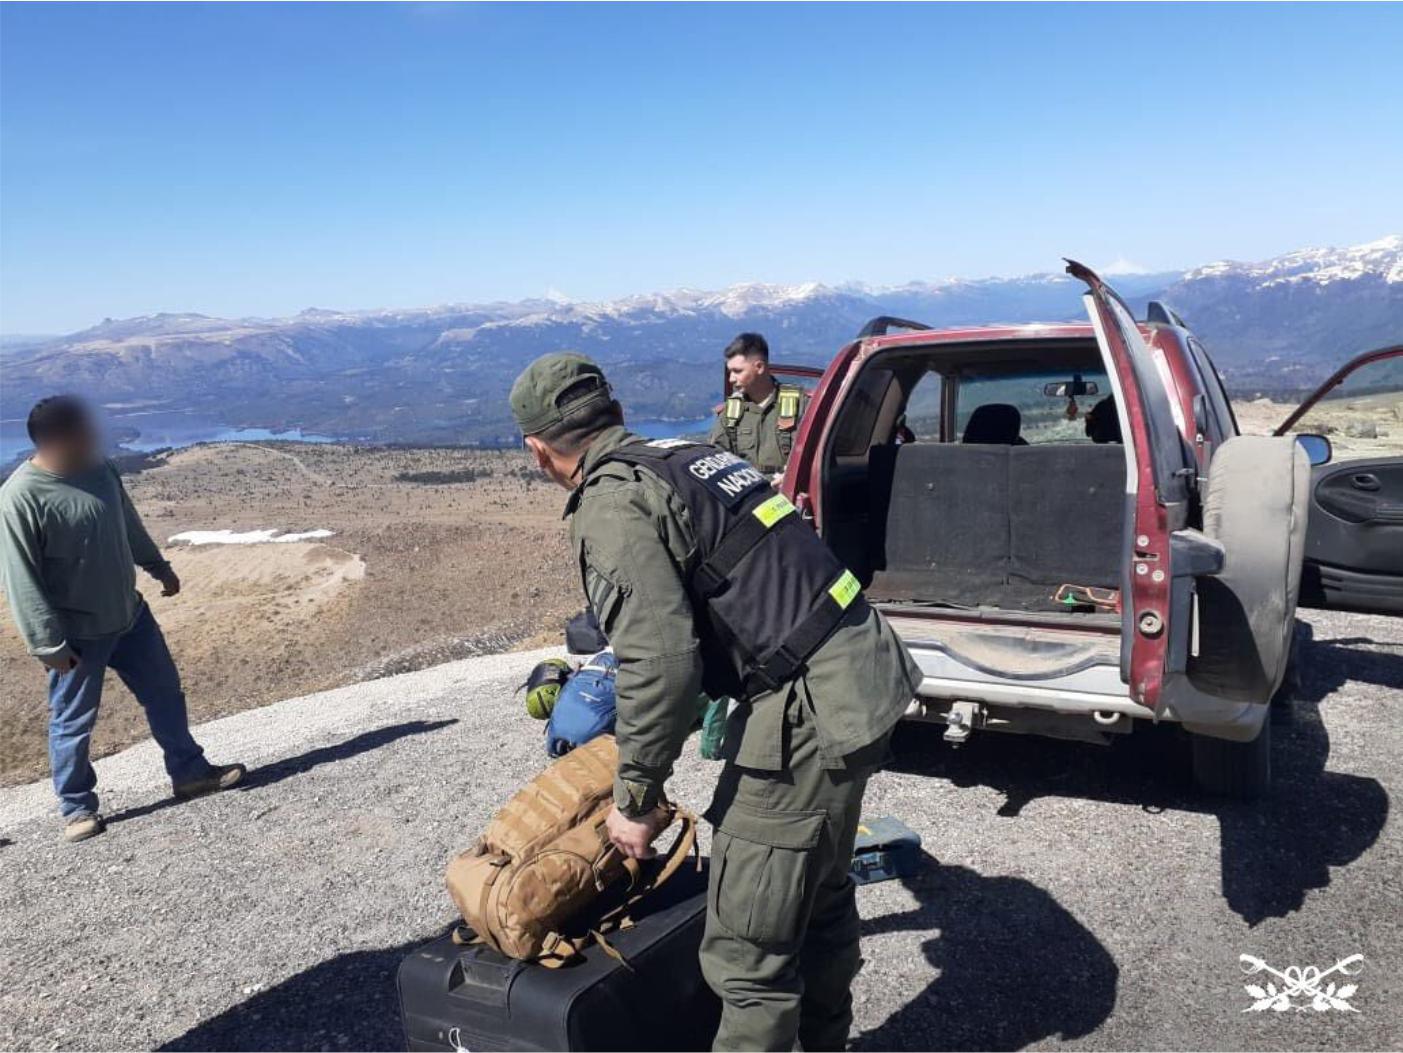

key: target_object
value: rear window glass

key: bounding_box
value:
[955,367,1116,445]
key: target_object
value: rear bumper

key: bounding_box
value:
[903,642,1269,742]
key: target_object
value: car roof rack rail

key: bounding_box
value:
[857,316,932,338]
[1145,301,1188,328]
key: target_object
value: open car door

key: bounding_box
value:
[1275,344,1403,614]
[1068,261,1197,709]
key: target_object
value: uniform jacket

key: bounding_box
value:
[707,385,810,476]
[566,426,921,814]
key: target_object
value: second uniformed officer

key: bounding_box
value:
[510,352,921,1052]
[708,332,809,478]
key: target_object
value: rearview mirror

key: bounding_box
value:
[1044,379,1100,398]
[1295,433,1332,467]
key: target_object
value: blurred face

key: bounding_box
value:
[726,353,772,400]
[36,413,100,470]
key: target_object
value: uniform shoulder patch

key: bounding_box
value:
[724,393,744,426]
[777,386,804,429]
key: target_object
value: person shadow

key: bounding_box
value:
[884,621,1393,926]
[106,719,459,827]
[851,853,1118,1051]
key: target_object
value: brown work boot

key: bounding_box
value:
[63,812,106,843]
[172,762,247,801]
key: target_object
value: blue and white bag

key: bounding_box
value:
[545,651,618,757]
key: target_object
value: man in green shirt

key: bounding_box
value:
[511,353,921,1051]
[708,332,810,478]
[0,397,244,842]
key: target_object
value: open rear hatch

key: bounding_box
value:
[806,264,1198,706]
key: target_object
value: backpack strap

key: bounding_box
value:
[474,855,512,952]
[531,807,702,970]
[744,569,863,697]
[602,805,702,923]
[691,492,797,597]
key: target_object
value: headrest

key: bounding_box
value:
[962,403,1024,445]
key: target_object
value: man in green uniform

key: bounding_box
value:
[708,332,810,478]
[510,353,921,1051]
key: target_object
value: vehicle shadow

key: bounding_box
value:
[850,853,1117,1051]
[1290,632,1403,703]
[158,933,441,1052]
[885,623,1392,926]
[106,719,459,827]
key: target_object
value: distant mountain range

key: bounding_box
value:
[3,236,1400,447]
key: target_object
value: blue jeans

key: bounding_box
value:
[47,602,211,817]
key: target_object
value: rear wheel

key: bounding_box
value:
[1190,719,1271,799]
[1270,620,1303,724]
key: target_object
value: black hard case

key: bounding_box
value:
[397,863,719,1051]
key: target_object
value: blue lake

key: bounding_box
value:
[0,409,336,462]
[631,416,713,440]
[0,409,712,461]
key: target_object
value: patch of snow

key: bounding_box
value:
[168,528,335,546]
[1183,235,1402,287]
[1101,257,1152,276]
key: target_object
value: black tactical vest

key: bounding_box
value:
[596,438,864,700]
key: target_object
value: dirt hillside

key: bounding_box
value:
[0,443,578,785]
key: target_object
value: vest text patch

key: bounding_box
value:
[686,450,767,506]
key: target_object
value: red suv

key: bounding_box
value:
[776,263,1402,797]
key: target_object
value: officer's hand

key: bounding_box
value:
[606,804,669,860]
[40,652,78,673]
[156,566,181,597]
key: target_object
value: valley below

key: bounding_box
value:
[0,443,580,785]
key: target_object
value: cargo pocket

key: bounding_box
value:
[708,800,827,947]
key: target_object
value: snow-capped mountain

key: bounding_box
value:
[3,237,1399,446]
[1185,235,1403,288]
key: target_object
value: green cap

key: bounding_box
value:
[510,352,613,436]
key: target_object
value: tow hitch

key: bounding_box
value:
[943,701,985,747]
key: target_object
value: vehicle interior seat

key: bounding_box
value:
[962,403,1029,445]
[861,441,1126,611]
[1084,396,1123,444]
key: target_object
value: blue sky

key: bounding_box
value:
[2,2,1400,333]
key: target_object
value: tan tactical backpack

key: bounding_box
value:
[445,734,698,965]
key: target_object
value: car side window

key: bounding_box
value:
[829,365,895,456]
[1187,337,1238,440]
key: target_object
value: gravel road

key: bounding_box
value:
[0,609,1398,1051]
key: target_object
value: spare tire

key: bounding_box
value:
[1187,436,1309,703]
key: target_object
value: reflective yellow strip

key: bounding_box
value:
[828,569,861,609]
[752,493,795,528]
